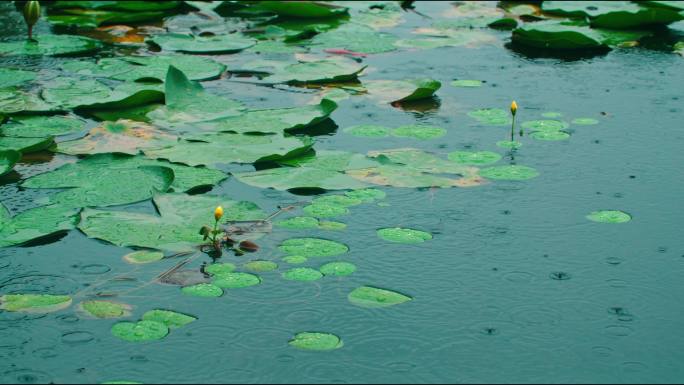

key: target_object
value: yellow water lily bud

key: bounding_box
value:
[23,1,40,40]
[214,206,224,221]
[510,101,518,115]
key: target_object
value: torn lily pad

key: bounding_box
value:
[0,150,20,176]
[0,294,72,313]
[282,267,323,282]
[149,33,256,54]
[279,238,348,258]
[213,272,261,289]
[289,332,343,351]
[348,286,412,308]
[181,283,223,297]
[587,210,632,223]
[319,262,356,277]
[480,165,539,181]
[111,320,169,342]
[377,228,432,244]
[80,301,131,319]
[448,151,501,166]
[142,310,197,329]
[123,250,164,265]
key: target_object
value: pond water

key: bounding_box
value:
[1,1,684,383]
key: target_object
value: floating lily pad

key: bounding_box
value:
[542,1,683,29]
[312,195,363,207]
[0,35,102,57]
[111,320,169,342]
[392,125,446,140]
[310,23,397,54]
[123,250,164,264]
[289,332,343,351]
[512,20,652,50]
[364,79,441,104]
[319,262,356,277]
[279,238,349,258]
[235,57,365,84]
[345,188,386,202]
[0,205,79,247]
[282,255,308,264]
[468,108,510,126]
[0,115,85,138]
[251,1,349,18]
[0,68,36,88]
[181,283,223,297]
[480,165,539,181]
[0,88,57,115]
[587,210,632,223]
[572,118,599,125]
[80,301,130,319]
[521,120,569,132]
[448,151,501,165]
[542,112,563,118]
[0,150,20,176]
[149,33,256,54]
[318,221,347,231]
[344,125,391,138]
[377,228,432,244]
[79,193,265,251]
[348,286,412,308]
[303,203,349,218]
[276,216,320,229]
[282,267,323,281]
[0,294,72,313]
[142,310,196,329]
[213,272,261,289]
[244,260,278,272]
[204,263,236,276]
[451,79,483,87]
[41,78,163,111]
[530,131,571,141]
[496,140,523,149]
[0,136,54,153]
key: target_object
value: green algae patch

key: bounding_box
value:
[319,262,356,277]
[0,294,72,313]
[289,332,343,351]
[377,228,432,244]
[142,310,196,329]
[587,210,632,223]
[212,273,261,289]
[480,165,539,181]
[282,268,323,282]
[448,151,501,165]
[279,238,349,257]
[181,283,223,297]
[111,320,169,342]
[348,286,412,308]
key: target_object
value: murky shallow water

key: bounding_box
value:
[1,2,684,383]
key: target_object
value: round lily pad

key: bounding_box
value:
[0,68,36,88]
[345,188,386,202]
[1,115,85,138]
[111,320,169,342]
[282,255,308,264]
[289,332,343,351]
[344,125,390,138]
[123,250,164,264]
[572,118,599,125]
[279,238,349,257]
[318,221,347,231]
[480,165,539,181]
[496,140,523,149]
[282,268,323,282]
[303,203,349,218]
[244,260,278,272]
[149,33,256,54]
[204,263,237,276]
[181,283,223,297]
[0,35,102,57]
[377,227,432,244]
[80,301,130,319]
[312,195,363,207]
[448,151,501,165]
[451,79,482,87]
[0,294,72,313]
[276,216,320,229]
[542,112,563,118]
[521,120,569,132]
[319,262,356,277]
[348,286,412,308]
[212,272,261,289]
[586,210,632,223]
[530,130,571,141]
[392,125,446,140]
[468,108,510,126]
[142,310,196,329]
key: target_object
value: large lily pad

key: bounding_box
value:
[512,20,652,50]
[521,120,569,132]
[0,115,85,138]
[309,23,397,54]
[0,294,72,313]
[142,310,197,329]
[149,33,256,54]
[0,150,20,176]
[0,35,102,57]
[542,1,683,29]
[364,79,441,104]
[79,193,265,251]
[348,286,412,308]
[0,136,54,153]
[41,78,163,111]
[289,332,343,351]
[0,68,36,88]
[0,205,80,247]
[58,120,176,156]
[111,320,169,342]
[278,238,349,257]
[235,57,366,85]
[0,88,58,115]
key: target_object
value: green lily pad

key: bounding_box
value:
[572,118,599,125]
[0,150,20,176]
[377,228,432,244]
[451,79,483,87]
[587,210,632,223]
[0,68,36,88]
[468,108,511,126]
[312,195,363,207]
[149,33,256,54]
[0,88,57,115]
[0,294,72,313]
[542,1,683,29]
[181,283,223,297]
[204,263,236,276]
[318,221,347,231]
[512,20,652,50]
[345,188,386,202]
[496,140,522,149]
[364,79,441,104]
[142,309,197,329]
[521,120,569,132]
[530,131,571,141]
[344,125,391,138]
[394,31,496,50]
[80,301,131,319]
[542,112,563,118]
[213,272,261,289]
[279,238,349,258]
[282,267,323,282]
[310,23,397,54]
[123,250,164,264]
[303,203,349,218]
[480,165,539,181]
[47,9,169,28]
[235,57,366,84]
[250,1,348,18]
[0,115,85,138]
[448,151,501,165]
[244,260,278,272]
[289,332,343,351]
[319,262,356,277]
[276,216,320,229]
[79,193,265,251]
[282,255,308,264]
[111,320,169,342]
[0,136,54,154]
[0,35,102,57]
[0,205,80,247]
[348,286,412,308]
[392,125,446,140]
[41,77,163,111]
